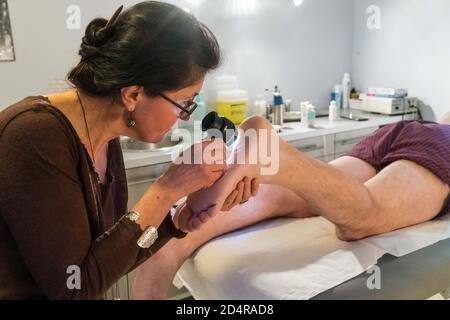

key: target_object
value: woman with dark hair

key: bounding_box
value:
[0,1,256,300]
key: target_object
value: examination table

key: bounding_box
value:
[313,237,450,300]
[175,214,450,300]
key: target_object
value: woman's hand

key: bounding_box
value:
[174,177,260,232]
[221,177,260,211]
[158,140,227,202]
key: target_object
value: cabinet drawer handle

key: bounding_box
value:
[298,144,321,152]
[339,138,362,146]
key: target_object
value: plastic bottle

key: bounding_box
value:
[307,104,316,128]
[193,92,207,131]
[332,85,343,109]
[342,73,351,109]
[215,75,248,124]
[300,102,309,128]
[272,85,285,126]
[329,100,338,124]
[253,100,268,117]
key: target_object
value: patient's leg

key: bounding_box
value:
[181,116,377,230]
[133,184,312,300]
[133,156,377,300]
[273,144,450,240]
[438,112,450,124]
[335,159,450,240]
[183,116,450,240]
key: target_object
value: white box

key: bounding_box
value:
[360,95,414,115]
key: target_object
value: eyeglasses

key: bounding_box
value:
[159,92,199,120]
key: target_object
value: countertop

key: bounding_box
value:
[123,111,407,169]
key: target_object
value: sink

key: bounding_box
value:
[120,135,184,152]
[269,111,302,123]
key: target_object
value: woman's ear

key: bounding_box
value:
[120,86,144,112]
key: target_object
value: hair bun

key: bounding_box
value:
[79,18,115,59]
[69,2,221,98]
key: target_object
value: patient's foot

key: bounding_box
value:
[181,117,280,231]
[182,151,258,229]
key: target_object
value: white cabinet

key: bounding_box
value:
[104,274,131,300]
[288,127,381,162]
[334,127,378,159]
[288,134,335,162]
[126,163,171,207]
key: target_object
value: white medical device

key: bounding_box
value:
[359,94,418,115]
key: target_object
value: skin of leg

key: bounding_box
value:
[336,160,450,240]
[270,136,450,240]
[133,156,376,299]
[232,118,448,238]
[438,112,450,124]
[180,116,379,231]
[181,116,450,241]
[286,156,376,218]
[133,183,312,300]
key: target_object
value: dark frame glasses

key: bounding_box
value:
[159,92,199,119]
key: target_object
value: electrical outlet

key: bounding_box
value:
[405,97,419,109]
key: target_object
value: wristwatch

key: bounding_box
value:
[126,211,159,249]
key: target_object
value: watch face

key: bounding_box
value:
[127,211,140,222]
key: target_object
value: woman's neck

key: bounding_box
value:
[47,90,125,161]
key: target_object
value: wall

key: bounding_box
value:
[0,0,354,112]
[0,0,140,108]
[193,0,354,111]
[352,0,450,119]
[3,0,450,118]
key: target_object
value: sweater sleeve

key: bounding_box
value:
[0,109,183,299]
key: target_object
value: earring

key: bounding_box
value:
[127,113,136,128]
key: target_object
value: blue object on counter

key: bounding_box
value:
[273,94,284,106]
[272,85,284,106]
[307,104,316,128]
[331,88,342,109]
[194,92,206,120]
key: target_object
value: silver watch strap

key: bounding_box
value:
[137,226,159,249]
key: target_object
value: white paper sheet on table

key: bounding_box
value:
[174,213,450,300]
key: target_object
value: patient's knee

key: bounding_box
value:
[438,112,450,124]
[240,116,272,130]
[335,225,369,242]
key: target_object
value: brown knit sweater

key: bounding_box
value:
[0,96,185,300]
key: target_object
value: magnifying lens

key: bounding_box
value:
[201,112,237,147]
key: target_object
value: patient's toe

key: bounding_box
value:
[198,211,210,223]
[192,217,204,231]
